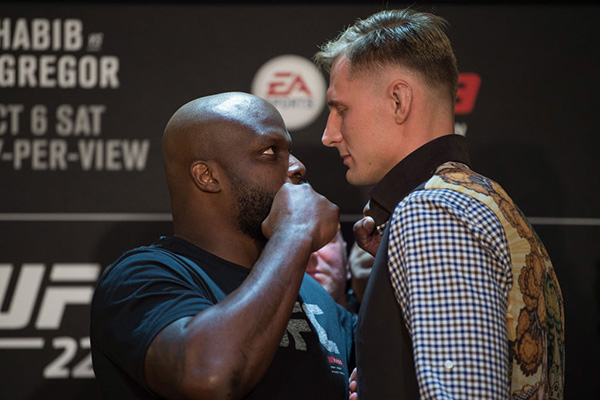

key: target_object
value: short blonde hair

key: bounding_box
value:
[314,8,459,103]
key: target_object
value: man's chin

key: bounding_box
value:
[346,170,367,186]
[346,169,380,186]
[308,272,328,287]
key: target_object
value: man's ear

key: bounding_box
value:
[191,161,221,193]
[389,80,412,124]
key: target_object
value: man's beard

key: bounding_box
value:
[228,172,275,246]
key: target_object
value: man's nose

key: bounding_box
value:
[288,154,306,184]
[321,112,342,147]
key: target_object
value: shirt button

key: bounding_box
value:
[444,360,454,370]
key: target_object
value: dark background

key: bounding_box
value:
[1,1,598,398]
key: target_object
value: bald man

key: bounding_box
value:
[90,92,355,400]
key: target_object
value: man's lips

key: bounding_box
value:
[340,154,351,165]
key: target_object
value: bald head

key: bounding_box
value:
[162,92,301,239]
[161,92,308,257]
[162,92,284,169]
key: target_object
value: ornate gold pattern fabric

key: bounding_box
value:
[426,162,565,399]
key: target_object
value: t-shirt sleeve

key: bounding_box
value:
[90,249,217,392]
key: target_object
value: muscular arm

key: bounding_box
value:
[145,183,339,400]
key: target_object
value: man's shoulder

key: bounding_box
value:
[393,161,509,210]
[102,243,184,276]
[98,240,216,292]
[428,161,503,196]
[388,162,509,233]
[93,240,226,310]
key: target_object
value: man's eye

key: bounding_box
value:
[262,147,276,155]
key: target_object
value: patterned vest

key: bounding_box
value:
[356,162,565,399]
[427,162,565,399]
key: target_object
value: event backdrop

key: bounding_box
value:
[1,2,599,399]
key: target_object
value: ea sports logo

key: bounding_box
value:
[252,55,326,131]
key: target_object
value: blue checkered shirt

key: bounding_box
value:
[386,188,512,399]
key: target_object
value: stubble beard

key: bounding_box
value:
[228,172,275,247]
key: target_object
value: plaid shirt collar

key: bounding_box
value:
[369,134,471,228]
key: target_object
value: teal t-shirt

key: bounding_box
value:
[90,236,355,399]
